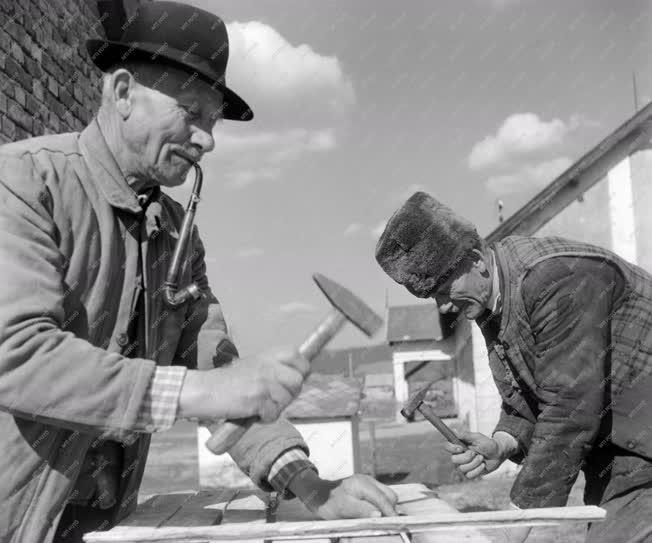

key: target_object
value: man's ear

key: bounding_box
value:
[112,69,136,119]
[471,248,488,274]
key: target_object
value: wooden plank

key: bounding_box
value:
[118,492,197,528]
[220,489,270,543]
[161,488,235,528]
[84,504,605,542]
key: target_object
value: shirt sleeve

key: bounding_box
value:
[267,447,318,498]
[135,365,187,432]
[510,257,620,508]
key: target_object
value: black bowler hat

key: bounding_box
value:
[375,192,481,298]
[86,1,253,121]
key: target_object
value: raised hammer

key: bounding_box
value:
[400,381,465,447]
[205,273,383,455]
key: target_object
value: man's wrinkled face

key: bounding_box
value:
[118,64,224,187]
[430,250,492,320]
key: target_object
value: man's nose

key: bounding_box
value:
[190,125,215,154]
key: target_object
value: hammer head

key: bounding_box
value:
[401,380,434,419]
[313,274,383,337]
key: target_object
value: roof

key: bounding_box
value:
[487,100,652,242]
[283,373,363,419]
[312,344,391,375]
[386,304,443,343]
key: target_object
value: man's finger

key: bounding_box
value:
[355,480,398,516]
[458,452,484,473]
[444,443,465,454]
[465,462,486,479]
[450,450,476,464]
[372,480,398,506]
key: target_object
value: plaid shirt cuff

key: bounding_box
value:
[135,365,187,432]
[267,447,317,498]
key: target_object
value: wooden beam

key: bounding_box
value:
[84,505,605,542]
[487,101,652,242]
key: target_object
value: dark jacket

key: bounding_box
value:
[0,119,306,542]
[481,236,652,508]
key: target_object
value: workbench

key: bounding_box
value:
[84,484,604,542]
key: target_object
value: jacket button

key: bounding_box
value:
[116,333,129,347]
[626,440,637,449]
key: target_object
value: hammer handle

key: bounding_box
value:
[417,403,466,447]
[204,310,347,455]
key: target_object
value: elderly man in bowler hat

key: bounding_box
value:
[0,3,397,542]
[376,191,652,542]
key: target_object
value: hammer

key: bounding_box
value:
[400,381,465,447]
[205,273,383,455]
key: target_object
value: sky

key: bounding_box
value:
[165,0,652,356]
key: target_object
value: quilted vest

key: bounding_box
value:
[491,236,652,459]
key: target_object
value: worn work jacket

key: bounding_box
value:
[482,236,652,508]
[0,119,306,542]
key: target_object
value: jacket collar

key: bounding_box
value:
[79,118,168,238]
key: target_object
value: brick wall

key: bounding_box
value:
[0,0,145,143]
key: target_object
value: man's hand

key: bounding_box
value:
[288,470,398,520]
[179,347,310,422]
[444,430,517,479]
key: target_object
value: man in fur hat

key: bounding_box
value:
[0,3,396,542]
[376,191,652,542]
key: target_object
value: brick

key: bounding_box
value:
[44,91,65,118]
[41,51,58,76]
[0,73,13,100]
[4,19,20,42]
[10,41,24,64]
[48,111,60,132]
[24,57,42,78]
[31,42,42,64]
[0,28,10,53]
[15,125,30,140]
[32,118,44,136]
[0,91,6,114]
[73,83,83,104]
[2,114,16,140]
[14,85,25,107]
[4,56,31,91]
[0,133,11,145]
[59,86,74,109]
[32,78,44,101]
[47,75,58,97]
[20,28,32,53]
[6,99,33,131]
[24,93,39,116]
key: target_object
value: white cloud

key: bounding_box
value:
[225,167,281,189]
[344,223,362,236]
[212,21,354,190]
[371,221,387,238]
[225,21,356,125]
[215,128,335,188]
[468,113,582,170]
[486,156,572,193]
[236,247,265,258]
[278,301,315,314]
[475,0,530,8]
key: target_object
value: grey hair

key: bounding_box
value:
[100,60,163,107]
